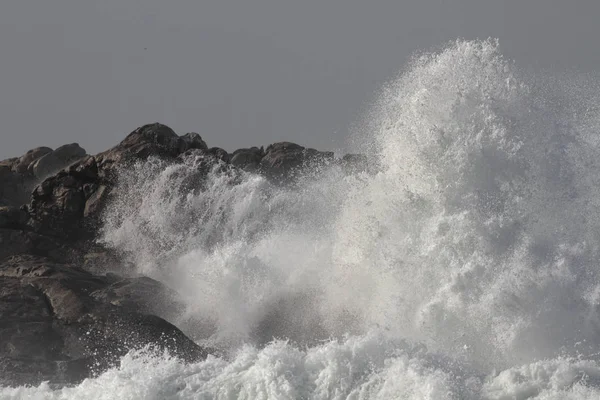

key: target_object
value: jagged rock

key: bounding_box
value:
[31,143,87,179]
[0,255,207,387]
[231,147,264,171]
[28,156,102,240]
[260,142,334,180]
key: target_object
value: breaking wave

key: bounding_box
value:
[7,39,600,399]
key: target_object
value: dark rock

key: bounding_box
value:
[95,124,208,175]
[260,142,334,181]
[0,255,207,387]
[0,164,30,207]
[206,147,230,163]
[31,143,87,179]
[0,229,71,261]
[16,146,53,173]
[28,156,102,240]
[0,206,28,229]
[90,276,185,320]
[230,147,263,171]
[181,132,208,152]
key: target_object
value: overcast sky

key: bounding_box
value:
[1,0,599,159]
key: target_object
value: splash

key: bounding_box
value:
[9,39,600,398]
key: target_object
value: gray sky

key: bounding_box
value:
[1,0,599,159]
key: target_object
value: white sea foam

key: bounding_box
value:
[5,39,600,399]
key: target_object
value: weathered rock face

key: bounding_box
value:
[0,255,205,387]
[27,156,104,241]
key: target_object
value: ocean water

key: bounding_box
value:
[5,39,600,399]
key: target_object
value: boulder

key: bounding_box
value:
[230,147,264,171]
[260,142,334,180]
[95,124,209,175]
[16,146,53,173]
[31,143,87,179]
[181,132,208,152]
[0,255,207,387]
[206,147,230,163]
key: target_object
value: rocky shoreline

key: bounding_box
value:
[0,123,368,387]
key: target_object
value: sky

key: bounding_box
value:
[1,0,600,159]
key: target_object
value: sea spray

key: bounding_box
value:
[8,39,600,399]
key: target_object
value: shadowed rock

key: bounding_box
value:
[0,255,206,387]
[231,147,264,171]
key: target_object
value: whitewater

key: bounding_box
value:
[6,39,600,399]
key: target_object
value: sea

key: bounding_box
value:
[4,39,600,399]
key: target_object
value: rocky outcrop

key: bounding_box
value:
[260,142,334,180]
[95,123,209,176]
[0,255,205,387]
[0,144,87,207]
[0,122,368,387]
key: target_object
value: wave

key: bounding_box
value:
[7,39,600,399]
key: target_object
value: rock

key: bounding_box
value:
[31,143,87,179]
[28,156,102,240]
[230,147,264,171]
[0,164,30,207]
[16,146,53,173]
[260,142,334,180]
[96,124,207,175]
[83,184,109,218]
[90,276,185,319]
[207,147,230,163]
[0,255,207,387]
[0,229,71,261]
[181,132,208,152]
[0,206,28,229]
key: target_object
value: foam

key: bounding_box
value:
[6,39,600,398]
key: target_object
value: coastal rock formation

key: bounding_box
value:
[0,122,368,387]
